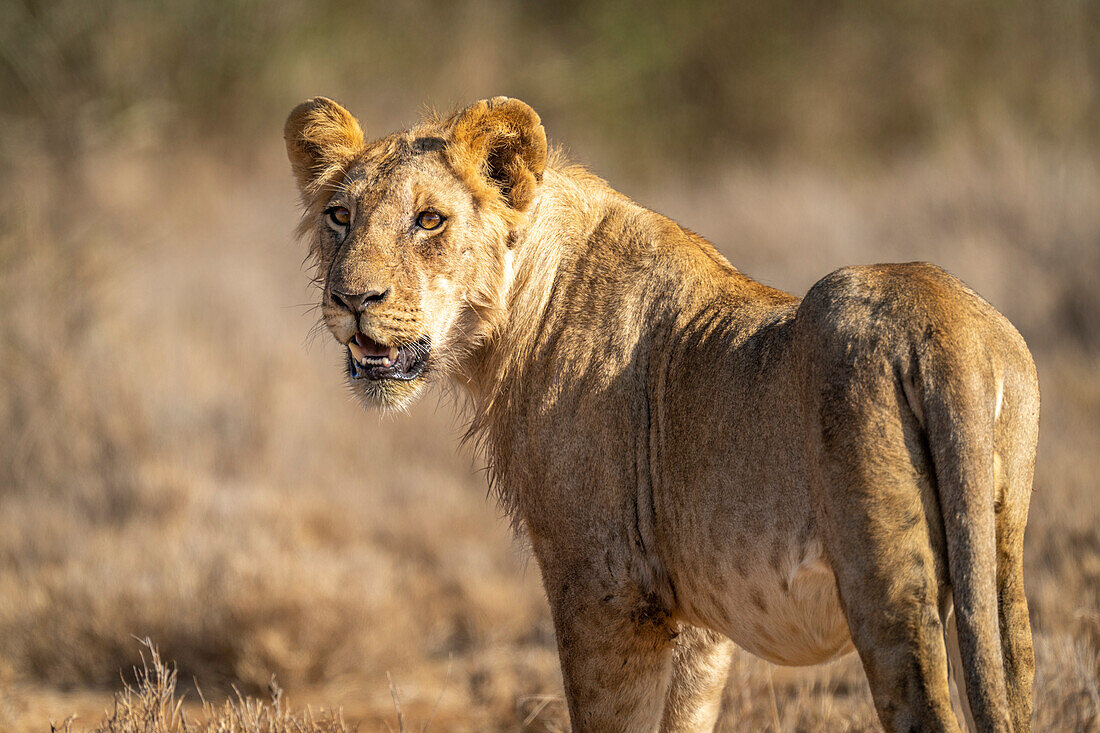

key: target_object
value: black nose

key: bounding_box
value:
[331,288,388,313]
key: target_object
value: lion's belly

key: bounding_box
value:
[675,535,855,666]
[654,336,855,665]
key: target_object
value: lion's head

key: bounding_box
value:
[285,96,547,408]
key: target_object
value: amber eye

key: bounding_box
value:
[327,206,351,227]
[416,210,444,230]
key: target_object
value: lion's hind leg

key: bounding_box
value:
[806,365,960,731]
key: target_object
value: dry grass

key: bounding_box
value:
[0,25,1095,717]
[3,7,1098,729]
[1,112,1098,733]
[47,641,354,733]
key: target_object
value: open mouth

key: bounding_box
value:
[346,333,431,381]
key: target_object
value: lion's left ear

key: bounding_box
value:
[448,97,548,212]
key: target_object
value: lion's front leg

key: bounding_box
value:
[661,626,733,732]
[542,561,679,732]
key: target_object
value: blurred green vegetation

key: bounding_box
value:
[1,0,1097,175]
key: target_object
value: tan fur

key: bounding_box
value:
[286,97,1040,732]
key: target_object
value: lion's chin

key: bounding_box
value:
[348,374,428,411]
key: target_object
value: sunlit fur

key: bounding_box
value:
[286,97,1040,732]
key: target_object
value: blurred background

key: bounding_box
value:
[1,1,1098,730]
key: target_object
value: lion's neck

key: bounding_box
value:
[459,164,794,486]
[461,165,612,427]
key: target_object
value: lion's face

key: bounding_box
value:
[312,143,507,407]
[285,97,547,408]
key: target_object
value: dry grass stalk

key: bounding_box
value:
[47,641,354,733]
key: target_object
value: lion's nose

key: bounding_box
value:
[330,288,388,313]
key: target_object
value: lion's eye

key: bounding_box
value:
[327,206,351,227]
[416,210,444,230]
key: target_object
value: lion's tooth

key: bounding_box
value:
[349,341,367,362]
[388,346,399,362]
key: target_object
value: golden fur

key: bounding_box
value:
[286,97,1040,732]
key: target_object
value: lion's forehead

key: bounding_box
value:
[349,128,452,178]
[343,151,468,216]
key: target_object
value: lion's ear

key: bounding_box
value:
[449,97,547,212]
[284,97,365,198]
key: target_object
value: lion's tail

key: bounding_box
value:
[919,346,1018,732]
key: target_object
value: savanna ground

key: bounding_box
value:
[1,2,1098,730]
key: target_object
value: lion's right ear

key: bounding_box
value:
[284,97,365,198]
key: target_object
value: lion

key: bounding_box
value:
[285,96,1039,732]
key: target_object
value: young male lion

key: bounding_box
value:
[285,96,1038,732]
